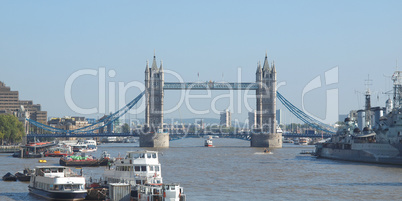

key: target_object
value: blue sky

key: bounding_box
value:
[1,1,402,124]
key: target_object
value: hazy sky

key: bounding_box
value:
[1,1,402,124]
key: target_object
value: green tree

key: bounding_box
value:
[122,123,130,133]
[0,114,25,144]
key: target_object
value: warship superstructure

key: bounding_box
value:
[315,71,402,165]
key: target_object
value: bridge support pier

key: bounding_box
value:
[139,133,169,148]
[250,133,282,148]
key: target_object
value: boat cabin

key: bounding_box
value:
[104,150,163,186]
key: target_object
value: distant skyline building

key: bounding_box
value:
[276,109,282,125]
[48,116,89,131]
[0,81,47,131]
[220,109,231,127]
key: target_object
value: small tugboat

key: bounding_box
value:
[103,150,186,201]
[28,166,87,200]
[205,136,213,147]
[2,172,17,181]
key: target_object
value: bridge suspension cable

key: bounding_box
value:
[277,92,336,134]
[27,91,145,133]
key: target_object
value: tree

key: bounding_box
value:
[122,123,130,133]
[0,114,25,144]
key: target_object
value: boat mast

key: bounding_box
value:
[392,71,402,109]
[364,75,372,129]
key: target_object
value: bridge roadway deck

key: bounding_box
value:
[26,132,332,139]
[163,82,258,90]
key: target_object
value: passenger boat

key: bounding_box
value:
[103,150,186,201]
[2,172,17,181]
[28,166,87,200]
[72,140,97,153]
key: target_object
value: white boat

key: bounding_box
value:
[103,150,186,201]
[205,139,213,147]
[28,166,86,200]
[299,138,309,145]
[72,141,97,153]
[84,139,97,146]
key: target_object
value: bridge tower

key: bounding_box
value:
[141,54,169,147]
[251,53,282,148]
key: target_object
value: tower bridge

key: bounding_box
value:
[26,53,336,147]
[143,53,280,148]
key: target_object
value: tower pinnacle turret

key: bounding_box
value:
[263,53,269,72]
[145,60,149,73]
[159,60,163,72]
[151,54,158,71]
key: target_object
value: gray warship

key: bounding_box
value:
[315,71,402,165]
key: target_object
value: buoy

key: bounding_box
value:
[39,159,47,163]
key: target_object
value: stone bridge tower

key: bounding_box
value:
[141,54,169,147]
[252,53,282,148]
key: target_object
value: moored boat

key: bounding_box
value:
[15,168,33,181]
[2,172,17,181]
[315,70,402,165]
[28,166,87,200]
[60,152,111,167]
[44,145,73,157]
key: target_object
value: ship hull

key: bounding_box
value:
[29,186,86,201]
[316,145,402,165]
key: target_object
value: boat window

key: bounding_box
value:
[51,168,57,173]
[54,185,59,190]
[135,166,140,171]
[149,166,154,171]
[147,153,152,158]
[152,153,157,158]
[64,185,72,190]
[136,180,142,185]
[140,153,145,158]
[58,168,64,172]
[141,166,146,171]
[171,186,176,190]
[155,166,160,171]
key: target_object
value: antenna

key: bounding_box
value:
[364,74,373,94]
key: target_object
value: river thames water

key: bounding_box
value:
[0,138,401,201]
